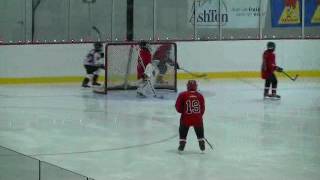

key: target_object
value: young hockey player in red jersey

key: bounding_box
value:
[175,80,206,152]
[153,44,179,83]
[261,42,283,99]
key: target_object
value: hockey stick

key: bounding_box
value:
[146,79,164,99]
[204,138,214,150]
[92,26,101,41]
[281,71,299,81]
[179,67,207,78]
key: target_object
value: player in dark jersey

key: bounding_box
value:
[82,42,105,88]
[261,42,283,99]
[175,80,206,152]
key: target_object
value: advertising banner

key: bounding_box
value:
[305,0,320,26]
[271,0,320,27]
[189,0,262,28]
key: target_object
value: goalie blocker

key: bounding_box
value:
[94,42,177,94]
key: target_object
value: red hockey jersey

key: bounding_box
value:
[137,48,152,79]
[261,50,276,79]
[153,44,171,61]
[175,91,205,127]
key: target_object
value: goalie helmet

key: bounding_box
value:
[139,41,148,49]
[187,80,197,91]
[267,42,275,51]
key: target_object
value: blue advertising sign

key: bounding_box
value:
[305,0,320,26]
[271,0,320,27]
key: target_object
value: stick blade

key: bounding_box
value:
[196,74,207,78]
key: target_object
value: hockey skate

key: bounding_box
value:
[263,93,272,99]
[270,94,281,100]
[92,82,101,86]
[136,91,147,98]
[82,84,91,88]
[199,139,205,152]
[81,78,91,88]
[92,75,101,86]
[178,141,186,153]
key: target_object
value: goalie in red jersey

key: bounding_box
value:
[136,41,154,97]
[137,41,152,80]
[175,80,206,152]
[261,42,283,99]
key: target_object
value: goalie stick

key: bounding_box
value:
[179,67,207,78]
[136,46,164,99]
[281,71,299,81]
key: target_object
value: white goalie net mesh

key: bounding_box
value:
[103,42,177,93]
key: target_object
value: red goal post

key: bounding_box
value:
[98,42,177,94]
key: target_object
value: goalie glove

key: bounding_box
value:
[276,66,283,72]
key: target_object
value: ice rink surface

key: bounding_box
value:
[0,78,319,180]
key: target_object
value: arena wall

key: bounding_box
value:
[0,40,319,84]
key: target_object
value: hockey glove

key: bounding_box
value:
[276,66,283,72]
[175,63,180,70]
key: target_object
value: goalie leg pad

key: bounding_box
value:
[137,80,149,97]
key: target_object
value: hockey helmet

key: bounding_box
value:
[139,41,148,48]
[267,42,275,50]
[94,42,102,49]
[187,80,197,91]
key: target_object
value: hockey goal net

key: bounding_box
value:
[95,42,177,94]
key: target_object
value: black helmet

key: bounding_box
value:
[94,42,102,49]
[139,41,147,48]
[267,42,275,50]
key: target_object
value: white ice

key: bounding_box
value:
[0,78,320,180]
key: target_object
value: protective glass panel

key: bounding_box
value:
[69,0,113,42]
[221,0,260,40]
[111,0,127,41]
[155,0,194,40]
[0,0,27,42]
[40,161,88,180]
[33,0,69,42]
[303,0,320,38]
[0,146,39,180]
[262,0,302,39]
[133,0,154,40]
